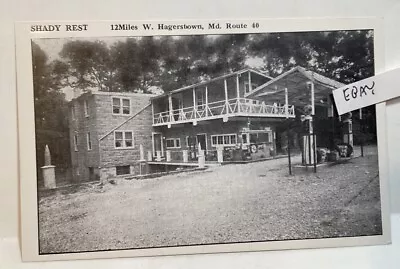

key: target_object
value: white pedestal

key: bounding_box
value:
[156,151,162,161]
[343,119,354,147]
[302,135,316,165]
[41,165,56,189]
[217,147,224,163]
[147,151,152,161]
[166,150,171,162]
[343,133,354,147]
[139,161,146,175]
[182,150,188,163]
[198,150,205,168]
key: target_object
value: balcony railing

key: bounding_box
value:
[153,98,295,126]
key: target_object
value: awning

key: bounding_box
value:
[246,66,345,107]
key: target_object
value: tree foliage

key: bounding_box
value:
[54,30,373,94]
[59,40,116,91]
[248,30,374,83]
[32,42,70,169]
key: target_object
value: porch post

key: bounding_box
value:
[192,87,197,120]
[205,86,209,117]
[360,108,364,157]
[236,74,240,98]
[312,118,317,173]
[161,135,164,156]
[236,74,241,113]
[285,87,289,118]
[328,96,334,117]
[308,81,316,172]
[151,133,155,157]
[248,71,252,92]
[224,79,229,114]
[329,95,335,150]
[286,121,292,175]
[151,101,155,125]
[308,81,315,115]
[168,94,173,122]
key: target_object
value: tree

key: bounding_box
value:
[248,30,374,83]
[56,31,374,95]
[112,37,162,93]
[32,42,70,171]
[59,40,117,91]
[156,35,249,92]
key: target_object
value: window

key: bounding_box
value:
[242,131,273,144]
[231,135,237,144]
[166,138,181,149]
[250,133,258,144]
[244,82,251,94]
[84,100,89,117]
[244,82,257,94]
[258,132,271,143]
[114,131,134,148]
[112,97,130,115]
[86,132,92,150]
[186,136,197,148]
[241,133,248,144]
[116,165,130,175]
[73,134,78,151]
[211,134,237,147]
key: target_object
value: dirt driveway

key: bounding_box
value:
[38,146,382,254]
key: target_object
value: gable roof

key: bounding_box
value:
[69,91,159,104]
[245,66,345,105]
[248,66,344,97]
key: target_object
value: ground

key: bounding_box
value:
[38,146,382,254]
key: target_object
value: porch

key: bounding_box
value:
[153,97,295,126]
[152,69,295,127]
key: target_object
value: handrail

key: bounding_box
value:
[153,97,295,124]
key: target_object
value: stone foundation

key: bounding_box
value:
[100,162,149,182]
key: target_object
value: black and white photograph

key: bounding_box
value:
[16,20,390,260]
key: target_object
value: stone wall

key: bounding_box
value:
[69,92,156,182]
[98,97,154,180]
[69,93,100,182]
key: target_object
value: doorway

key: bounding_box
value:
[196,134,207,151]
[152,132,164,157]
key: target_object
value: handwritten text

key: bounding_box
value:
[342,81,375,102]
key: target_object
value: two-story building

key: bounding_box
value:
[69,66,346,182]
[151,68,296,162]
[68,92,156,182]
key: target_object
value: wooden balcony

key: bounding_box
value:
[153,98,295,127]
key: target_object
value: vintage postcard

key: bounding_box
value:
[15,18,391,261]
